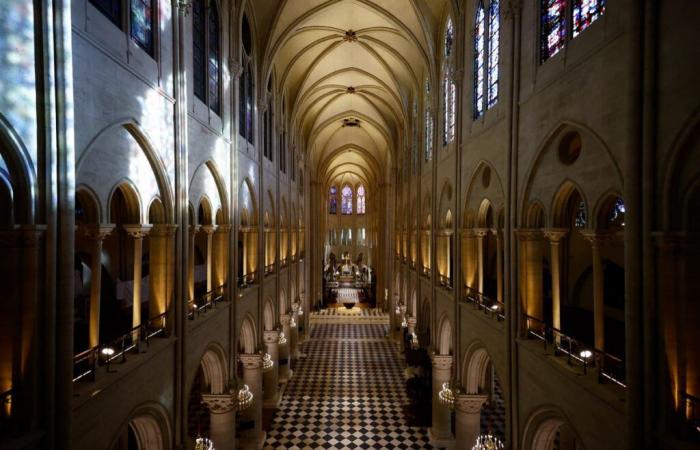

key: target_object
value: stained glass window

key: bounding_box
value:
[444,18,454,58]
[412,99,419,174]
[575,201,587,228]
[208,2,220,114]
[487,0,500,107]
[90,0,122,29]
[608,197,626,227]
[357,185,366,215]
[341,185,353,215]
[329,186,337,215]
[474,3,486,118]
[193,0,206,101]
[573,0,605,37]
[130,0,154,55]
[540,0,566,62]
[239,15,254,144]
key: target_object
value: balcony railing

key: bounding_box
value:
[524,315,626,388]
[280,258,288,268]
[438,274,453,290]
[188,285,226,320]
[73,310,168,383]
[683,392,700,439]
[238,270,258,287]
[421,267,431,278]
[264,263,276,276]
[462,286,505,321]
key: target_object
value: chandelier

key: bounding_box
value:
[471,434,504,450]
[438,382,455,410]
[195,437,214,450]
[262,353,274,372]
[237,384,253,411]
[278,331,287,345]
[409,332,419,349]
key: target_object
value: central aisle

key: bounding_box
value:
[264,321,433,449]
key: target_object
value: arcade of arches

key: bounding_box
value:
[1,1,699,450]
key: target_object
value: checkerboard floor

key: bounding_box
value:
[265,323,432,449]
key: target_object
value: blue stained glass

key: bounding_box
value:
[474,3,486,117]
[444,19,454,58]
[573,0,605,37]
[208,2,221,113]
[575,201,587,228]
[341,185,353,215]
[329,186,337,214]
[608,198,626,227]
[131,0,153,55]
[487,0,500,108]
[541,0,566,62]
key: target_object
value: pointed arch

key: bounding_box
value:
[0,113,36,224]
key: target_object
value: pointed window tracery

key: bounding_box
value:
[341,185,353,215]
[329,186,337,215]
[357,185,366,215]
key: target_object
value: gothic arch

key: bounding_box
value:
[239,314,257,355]
[0,113,36,224]
[108,402,172,450]
[198,343,229,395]
[461,342,491,394]
[437,314,452,356]
[263,298,275,331]
[522,407,585,450]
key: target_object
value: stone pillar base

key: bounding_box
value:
[428,428,455,449]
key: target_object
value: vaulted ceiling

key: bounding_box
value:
[253,0,451,190]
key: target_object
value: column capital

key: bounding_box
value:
[229,59,243,78]
[150,224,178,237]
[201,392,237,414]
[81,224,116,240]
[580,230,618,246]
[473,228,490,238]
[124,224,153,239]
[215,224,232,233]
[503,0,523,19]
[0,225,47,248]
[543,228,568,242]
[263,330,280,344]
[189,224,202,235]
[515,228,543,241]
[407,317,417,328]
[431,354,453,370]
[239,353,263,369]
[201,224,217,235]
[461,228,477,238]
[454,394,489,414]
[280,314,291,325]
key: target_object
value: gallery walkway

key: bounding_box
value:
[264,312,432,449]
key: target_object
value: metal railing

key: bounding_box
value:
[438,274,453,290]
[72,310,168,383]
[524,315,626,387]
[280,258,288,268]
[264,263,276,276]
[187,285,226,320]
[462,286,505,321]
[238,270,258,287]
[421,267,431,278]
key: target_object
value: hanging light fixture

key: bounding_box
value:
[409,332,419,349]
[237,384,253,411]
[195,437,215,450]
[278,331,287,345]
[262,353,274,372]
[438,381,456,410]
[471,434,504,450]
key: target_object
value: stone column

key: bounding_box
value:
[429,354,454,447]
[188,225,201,302]
[582,232,613,351]
[475,229,489,293]
[544,229,568,332]
[263,330,280,407]
[124,225,152,340]
[277,329,291,382]
[82,225,115,349]
[214,224,231,291]
[517,230,544,332]
[289,313,300,360]
[493,229,504,304]
[461,229,477,290]
[149,225,177,327]
[200,392,237,450]
[455,394,488,450]
[201,225,217,293]
[239,353,265,448]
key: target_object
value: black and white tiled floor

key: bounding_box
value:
[265,322,432,449]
